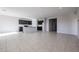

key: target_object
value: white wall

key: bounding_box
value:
[43,18,49,32]
[57,13,78,35]
[0,15,19,33]
[78,20,79,38]
[32,19,37,27]
[77,8,79,37]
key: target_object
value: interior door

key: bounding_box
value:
[49,18,57,32]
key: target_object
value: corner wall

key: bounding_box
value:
[57,13,78,35]
[0,15,19,33]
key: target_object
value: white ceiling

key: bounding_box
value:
[0,7,76,19]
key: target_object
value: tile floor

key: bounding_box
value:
[0,32,79,52]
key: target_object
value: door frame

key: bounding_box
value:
[48,18,57,32]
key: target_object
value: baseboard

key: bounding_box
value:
[57,32,77,36]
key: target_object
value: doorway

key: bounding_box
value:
[49,18,57,32]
